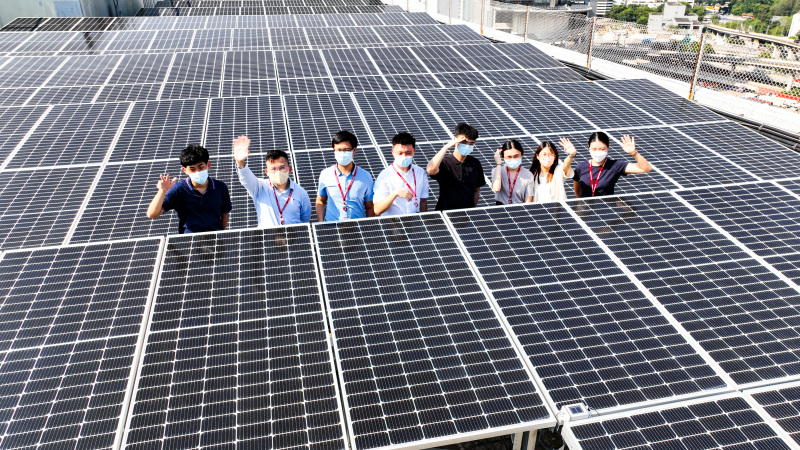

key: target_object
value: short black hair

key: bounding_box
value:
[180,145,209,167]
[391,132,416,148]
[331,130,358,149]
[454,123,479,141]
[265,150,290,165]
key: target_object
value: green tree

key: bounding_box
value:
[711,13,721,23]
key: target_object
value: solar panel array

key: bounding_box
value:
[3,3,800,450]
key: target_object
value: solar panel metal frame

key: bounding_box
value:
[743,378,800,449]
[312,212,557,450]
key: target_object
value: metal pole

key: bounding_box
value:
[480,0,484,35]
[586,16,596,69]
[448,0,451,24]
[689,33,708,100]
[407,0,409,11]
[523,6,529,43]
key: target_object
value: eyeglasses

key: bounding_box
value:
[335,148,354,152]
[266,166,290,173]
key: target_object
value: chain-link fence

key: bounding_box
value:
[388,0,800,133]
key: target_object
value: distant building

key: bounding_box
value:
[626,0,663,8]
[0,0,143,26]
[790,13,800,38]
[591,0,614,16]
[648,1,702,31]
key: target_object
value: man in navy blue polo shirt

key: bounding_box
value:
[146,144,232,234]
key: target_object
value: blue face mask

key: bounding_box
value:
[189,169,208,185]
[505,158,522,170]
[394,155,413,168]
[456,143,474,156]
[335,151,353,166]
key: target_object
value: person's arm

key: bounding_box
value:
[491,165,502,193]
[474,188,480,207]
[559,137,577,176]
[221,214,229,230]
[146,174,177,219]
[374,188,411,215]
[233,135,262,197]
[574,181,582,198]
[427,137,460,176]
[525,196,533,203]
[419,198,428,212]
[365,201,375,217]
[300,191,311,223]
[315,195,327,222]
[620,135,652,174]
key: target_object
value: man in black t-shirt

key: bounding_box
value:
[426,123,486,211]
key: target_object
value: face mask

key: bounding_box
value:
[590,150,608,163]
[189,169,208,185]
[335,151,353,166]
[394,155,413,168]
[456,143,474,156]
[270,170,289,186]
[505,158,522,170]
[538,156,555,168]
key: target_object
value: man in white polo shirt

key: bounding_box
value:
[373,132,429,216]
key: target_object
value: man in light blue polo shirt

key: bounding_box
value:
[233,135,311,226]
[315,130,375,222]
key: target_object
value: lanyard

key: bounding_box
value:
[588,160,605,196]
[271,182,293,225]
[334,165,357,212]
[506,166,520,204]
[392,164,418,207]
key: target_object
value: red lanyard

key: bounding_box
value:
[392,164,418,207]
[588,160,605,196]
[271,182,293,225]
[506,166,520,204]
[334,165,357,212]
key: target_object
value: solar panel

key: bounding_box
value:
[482,70,540,86]
[313,214,556,450]
[540,83,664,130]
[27,85,101,106]
[205,96,288,157]
[73,17,116,32]
[322,48,380,77]
[276,50,328,79]
[280,77,337,95]
[0,56,67,88]
[495,43,564,69]
[412,46,475,73]
[5,102,129,169]
[333,76,390,92]
[37,17,82,32]
[746,381,800,447]
[373,27,419,45]
[193,28,232,50]
[446,203,730,411]
[353,90,450,145]
[161,80,221,99]
[122,227,348,450]
[296,14,329,27]
[0,166,99,249]
[0,18,48,32]
[107,53,172,85]
[349,13,385,26]
[224,50,274,80]
[419,87,528,139]
[150,29,195,52]
[96,83,162,102]
[284,92,372,151]
[563,393,793,450]
[437,25,489,44]
[384,73,441,90]
[306,28,349,49]
[571,193,800,386]
[434,72,493,88]
[404,12,441,24]
[532,130,681,196]
[482,85,592,135]
[103,30,156,54]
[109,98,207,162]
[167,51,224,82]
[597,78,682,102]
[232,28,270,49]
[0,238,161,450]
[222,78,279,96]
[0,87,36,107]
[405,25,453,45]
[322,14,356,27]
[0,105,50,163]
[368,47,429,75]
[529,68,587,83]
[0,33,32,52]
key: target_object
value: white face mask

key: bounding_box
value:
[590,150,608,163]
[335,151,353,166]
[538,156,555,168]
[269,170,289,186]
[504,158,522,170]
[395,155,413,168]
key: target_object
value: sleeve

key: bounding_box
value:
[363,174,374,202]
[617,159,629,176]
[317,171,328,198]
[474,162,486,189]
[221,183,232,215]
[561,160,575,179]
[237,164,262,199]
[161,185,177,212]
[372,172,390,203]
[573,163,582,182]
[526,178,536,198]
[419,168,429,199]
[491,166,500,184]
[299,189,311,223]
[429,161,446,181]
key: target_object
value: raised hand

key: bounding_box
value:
[157,174,177,191]
[233,135,251,167]
[494,148,503,165]
[559,137,577,157]
[395,188,413,202]
[620,135,636,155]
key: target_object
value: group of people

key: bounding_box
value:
[146,122,652,234]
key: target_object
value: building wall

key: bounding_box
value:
[0,0,144,27]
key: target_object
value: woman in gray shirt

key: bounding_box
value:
[491,140,534,205]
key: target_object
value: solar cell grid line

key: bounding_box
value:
[333,76,391,93]
[445,204,732,412]
[232,28,271,50]
[284,92,373,152]
[305,28,350,49]
[567,193,800,387]
[368,47,432,76]
[204,15,238,28]
[0,33,34,52]
[26,85,101,106]
[434,72,494,89]
[0,87,37,107]
[437,25,491,45]
[629,97,725,125]
[95,83,162,103]
[339,27,385,49]
[108,98,208,162]
[562,392,797,450]
[349,13,386,26]
[275,49,330,79]
[404,26,455,46]
[322,14,356,27]
[353,90,451,146]
[58,31,116,55]
[222,79,280,97]
[373,27,420,46]
[538,84,665,130]
[267,15,297,28]
[10,32,75,53]
[280,77,338,95]
[677,121,795,181]
[410,46,476,73]
[0,105,49,163]
[205,96,288,158]
[121,226,348,450]
[480,85,594,136]
[527,68,586,83]
[482,70,541,87]
[4,102,129,169]
[224,50,275,80]
[0,18,50,32]
[36,17,82,32]
[73,17,116,32]
[322,48,381,78]
[193,28,232,51]
[0,166,99,250]
[597,78,685,103]
[384,73,441,90]
[102,30,155,54]
[272,28,311,50]
[532,131,680,197]
[160,80,222,100]
[237,15,268,28]
[106,53,172,85]
[745,380,800,447]
[43,54,121,87]
[0,56,69,88]
[418,87,528,140]
[296,15,329,28]
[166,51,224,83]
[313,214,556,450]
[149,28,195,53]
[404,12,441,25]
[493,43,564,69]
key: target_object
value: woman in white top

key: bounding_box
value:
[492,140,535,205]
[529,139,576,202]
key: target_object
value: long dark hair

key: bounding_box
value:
[588,131,610,148]
[499,139,524,159]
[530,141,558,184]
